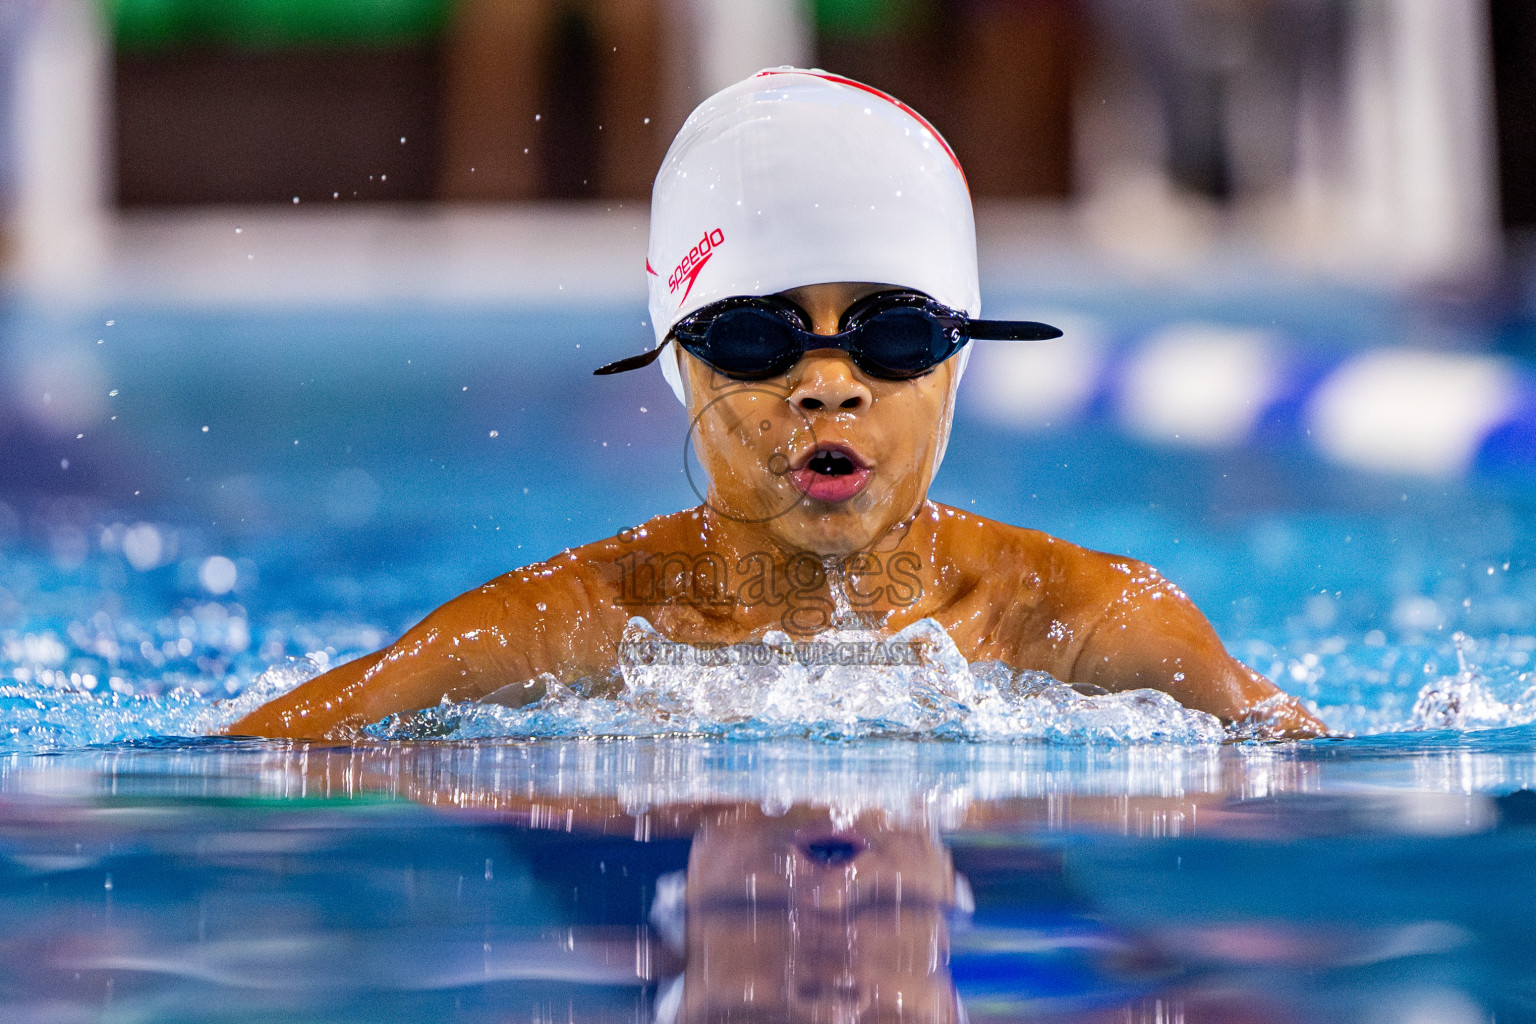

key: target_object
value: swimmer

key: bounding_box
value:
[229,68,1325,740]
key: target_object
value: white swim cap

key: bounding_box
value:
[647,68,980,404]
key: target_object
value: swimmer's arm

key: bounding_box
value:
[223,611,532,740]
[224,648,396,740]
[225,572,617,740]
[1069,562,1327,738]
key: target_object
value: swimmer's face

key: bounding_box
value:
[681,282,958,555]
[685,805,956,913]
[679,806,959,1024]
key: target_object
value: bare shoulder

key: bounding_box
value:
[923,502,1057,559]
[468,507,711,612]
[924,502,1148,608]
[1048,544,1185,616]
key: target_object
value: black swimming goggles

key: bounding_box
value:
[593,290,1062,382]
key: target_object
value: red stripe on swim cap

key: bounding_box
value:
[753,69,967,189]
[646,258,659,275]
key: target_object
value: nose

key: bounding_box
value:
[788,351,873,412]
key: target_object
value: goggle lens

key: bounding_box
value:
[851,306,956,378]
[695,307,802,379]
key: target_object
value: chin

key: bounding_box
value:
[773,518,877,557]
[775,498,904,555]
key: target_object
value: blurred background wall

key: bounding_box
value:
[0,0,1534,576]
[0,0,1529,296]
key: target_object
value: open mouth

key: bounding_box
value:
[799,835,866,866]
[789,444,871,503]
[807,449,858,477]
[794,828,868,867]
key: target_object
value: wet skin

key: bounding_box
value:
[228,283,1327,740]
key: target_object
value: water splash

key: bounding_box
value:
[0,658,322,753]
[11,584,1536,750]
[821,554,862,629]
[1411,632,1536,731]
[369,617,1226,744]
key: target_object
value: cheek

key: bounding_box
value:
[920,362,959,423]
[690,389,810,483]
[696,411,768,469]
[872,373,955,462]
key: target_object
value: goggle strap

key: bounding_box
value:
[594,340,670,376]
[964,319,1064,342]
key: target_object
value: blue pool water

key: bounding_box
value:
[4,297,1536,1020]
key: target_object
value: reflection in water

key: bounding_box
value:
[660,806,962,1024]
[0,737,1530,1020]
[5,736,1510,839]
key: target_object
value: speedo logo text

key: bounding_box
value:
[668,228,725,304]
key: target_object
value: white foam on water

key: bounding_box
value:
[370,617,1227,744]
